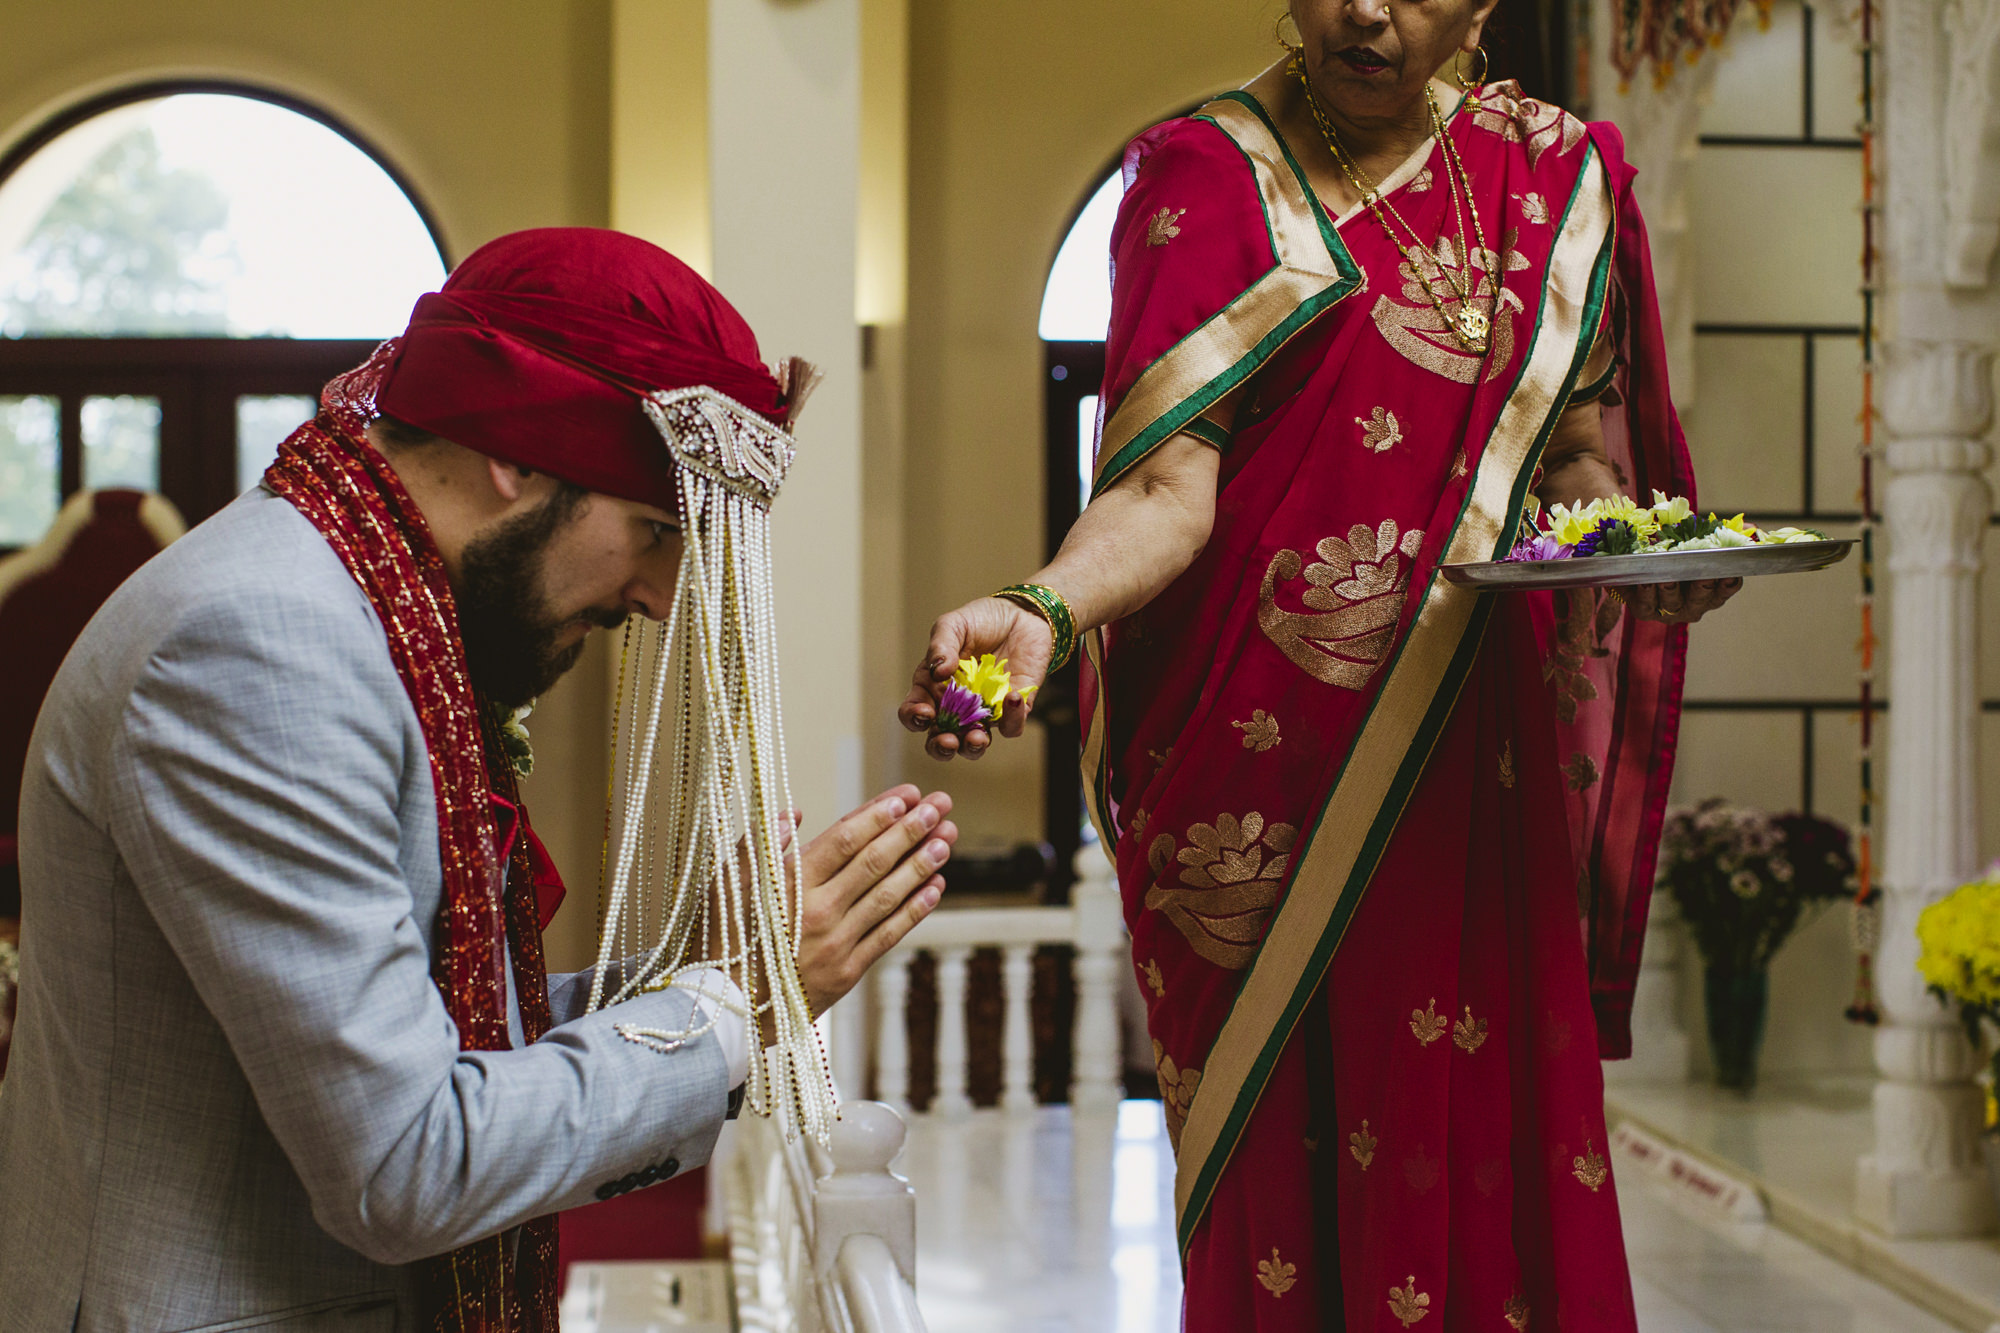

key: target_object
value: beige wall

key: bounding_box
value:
[900,0,1277,849]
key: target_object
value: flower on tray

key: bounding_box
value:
[1510,494,1828,562]
[1504,533,1574,562]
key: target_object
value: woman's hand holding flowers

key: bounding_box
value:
[899,597,1054,761]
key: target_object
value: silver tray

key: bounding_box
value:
[1440,539,1853,591]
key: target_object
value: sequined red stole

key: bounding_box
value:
[266,347,559,1332]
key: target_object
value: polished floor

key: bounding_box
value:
[898,1101,1963,1333]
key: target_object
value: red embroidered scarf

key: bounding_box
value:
[266,345,559,1332]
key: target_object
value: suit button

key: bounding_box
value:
[619,1173,641,1193]
[594,1182,617,1201]
[660,1157,679,1178]
[638,1165,659,1184]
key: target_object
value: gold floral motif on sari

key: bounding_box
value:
[1469,81,1587,168]
[1232,709,1281,751]
[1410,997,1446,1046]
[1371,234,1530,384]
[1258,520,1426,690]
[1562,752,1600,791]
[1572,1136,1608,1192]
[1497,740,1516,789]
[1146,206,1185,246]
[1389,1276,1432,1327]
[1256,1247,1297,1297]
[1504,1293,1531,1330]
[1408,166,1433,194]
[1349,1118,1377,1169]
[1154,1039,1201,1149]
[1144,813,1297,969]
[1453,1005,1489,1052]
[1357,405,1404,452]
[1141,958,1165,996]
[1544,587,1621,723]
[1514,191,1550,225]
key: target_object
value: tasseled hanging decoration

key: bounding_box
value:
[1609,0,1773,91]
[1846,0,1883,1027]
[586,358,841,1145]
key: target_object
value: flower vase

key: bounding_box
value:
[1702,966,1769,1093]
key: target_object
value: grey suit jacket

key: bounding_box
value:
[0,487,729,1331]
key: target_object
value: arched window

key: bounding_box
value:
[0,88,447,546]
[1040,169,1119,519]
[1035,165,1122,899]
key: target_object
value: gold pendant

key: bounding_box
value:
[1454,305,1490,354]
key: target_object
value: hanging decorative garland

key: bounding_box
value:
[1846,0,1884,1026]
[1609,0,1774,88]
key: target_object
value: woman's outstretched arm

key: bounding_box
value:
[897,429,1222,761]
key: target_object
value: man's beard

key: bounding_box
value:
[456,485,626,708]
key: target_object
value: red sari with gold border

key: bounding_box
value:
[1079,74,1691,1331]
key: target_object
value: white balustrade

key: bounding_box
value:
[932,946,972,1117]
[999,944,1036,1112]
[726,1099,927,1333]
[866,847,1128,1113]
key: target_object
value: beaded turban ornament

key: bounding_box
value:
[374,228,837,1141]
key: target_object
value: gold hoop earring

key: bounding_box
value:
[1454,44,1490,91]
[1275,11,1304,52]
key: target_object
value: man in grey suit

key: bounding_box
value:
[0,230,955,1331]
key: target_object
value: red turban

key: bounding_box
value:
[373,228,786,511]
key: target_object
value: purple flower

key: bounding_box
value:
[934,681,991,733]
[1505,533,1574,563]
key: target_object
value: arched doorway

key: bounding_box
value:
[0,86,447,546]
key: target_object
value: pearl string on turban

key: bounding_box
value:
[377,229,838,1142]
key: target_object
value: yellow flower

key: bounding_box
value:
[1546,500,1601,546]
[1648,491,1693,526]
[1721,513,1756,537]
[952,653,1013,721]
[1918,879,2000,1010]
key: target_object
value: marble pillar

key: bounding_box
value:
[1857,342,1997,1237]
[1853,0,2000,1239]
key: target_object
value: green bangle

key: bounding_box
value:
[995,582,1078,672]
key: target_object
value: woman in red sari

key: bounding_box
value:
[903,2,1737,1327]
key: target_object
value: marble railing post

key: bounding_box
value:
[1857,341,1998,1237]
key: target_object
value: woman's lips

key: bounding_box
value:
[1336,46,1391,73]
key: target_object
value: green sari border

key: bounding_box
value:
[1172,143,1618,1255]
[1089,91,1363,499]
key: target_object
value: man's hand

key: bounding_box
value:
[897,600,1053,761]
[1622,577,1741,624]
[794,784,956,1017]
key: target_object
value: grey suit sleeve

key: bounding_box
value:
[106,586,729,1266]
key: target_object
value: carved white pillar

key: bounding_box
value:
[933,946,972,1117]
[1000,943,1037,1112]
[1602,893,1692,1085]
[872,953,910,1111]
[1849,0,2000,1237]
[1857,342,1997,1237]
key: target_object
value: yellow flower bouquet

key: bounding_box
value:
[1917,877,2000,1050]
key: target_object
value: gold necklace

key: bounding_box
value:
[1293,61,1493,354]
